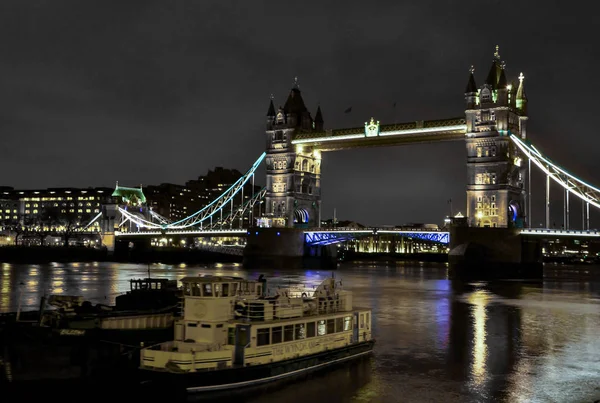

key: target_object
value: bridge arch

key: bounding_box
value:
[294,208,309,225]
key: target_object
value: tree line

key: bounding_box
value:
[1,207,94,247]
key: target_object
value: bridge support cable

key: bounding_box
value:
[113,153,266,231]
[161,152,266,230]
[565,188,570,230]
[81,212,103,231]
[528,158,532,228]
[546,171,550,228]
[149,210,171,225]
[204,188,266,230]
[587,202,590,230]
[511,135,600,220]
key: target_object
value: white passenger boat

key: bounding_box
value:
[138,274,375,394]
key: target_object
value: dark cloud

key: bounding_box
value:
[0,0,597,226]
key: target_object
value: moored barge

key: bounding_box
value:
[139,274,375,394]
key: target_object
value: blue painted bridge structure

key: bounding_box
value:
[303,228,450,246]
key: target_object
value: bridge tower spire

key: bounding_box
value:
[262,81,321,228]
[464,47,529,228]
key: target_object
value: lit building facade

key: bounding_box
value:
[0,186,114,232]
[263,81,322,228]
[464,46,528,228]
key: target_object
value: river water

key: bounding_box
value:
[1,261,600,403]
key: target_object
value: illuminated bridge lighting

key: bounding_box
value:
[115,229,247,236]
[520,229,600,237]
[304,229,450,246]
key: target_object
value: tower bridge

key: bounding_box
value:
[95,46,600,277]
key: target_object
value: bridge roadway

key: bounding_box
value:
[114,227,600,246]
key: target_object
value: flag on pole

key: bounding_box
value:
[344,107,352,114]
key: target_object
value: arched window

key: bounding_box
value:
[301,159,308,171]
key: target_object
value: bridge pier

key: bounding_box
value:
[448,224,542,281]
[244,227,336,269]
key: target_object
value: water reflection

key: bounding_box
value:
[0,262,599,402]
[468,290,489,388]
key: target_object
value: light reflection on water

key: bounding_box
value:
[1,261,600,402]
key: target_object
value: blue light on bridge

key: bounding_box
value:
[303,229,450,246]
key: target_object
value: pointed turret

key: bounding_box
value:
[266,95,276,129]
[314,105,324,131]
[283,77,312,129]
[465,66,477,109]
[267,97,276,117]
[516,72,528,114]
[465,65,477,94]
[485,45,503,89]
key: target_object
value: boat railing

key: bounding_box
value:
[233,292,350,322]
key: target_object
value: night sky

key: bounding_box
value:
[1,1,597,227]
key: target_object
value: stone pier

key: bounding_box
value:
[448,225,543,280]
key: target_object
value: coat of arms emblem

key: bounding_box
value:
[364,117,380,137]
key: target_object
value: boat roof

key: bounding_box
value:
[180,275,251,283]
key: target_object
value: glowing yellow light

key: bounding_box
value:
[476,211,483,219]
[296,145,304,153]
[313,150,321,159]
[506,84,512,91]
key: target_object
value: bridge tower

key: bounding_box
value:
[464,46,529,228]
[263,80,322,228]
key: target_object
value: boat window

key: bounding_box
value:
[216,324,223,328]
[366,313,370,329]
[203,283,213,297]
[306,322,315,338]
[214,283,221,297]
[191,283,200,296]
[187,323,197,327]
[201,324,211,328]
[257,328,270,346]
[183,283,191,296]
[326,319,335,334]
[228,328,235,345]
[284,325,294,342]
[317,320,326,336]
[232,283,239,295]
[335,317,343,333]
[256,285,262,296]
[360,314,365,329]
[344,316,352,331]
[222,283,229,297]
[295,323,305,340]
[272,326,282,344]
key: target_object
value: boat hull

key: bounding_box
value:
[140,339,375,395]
